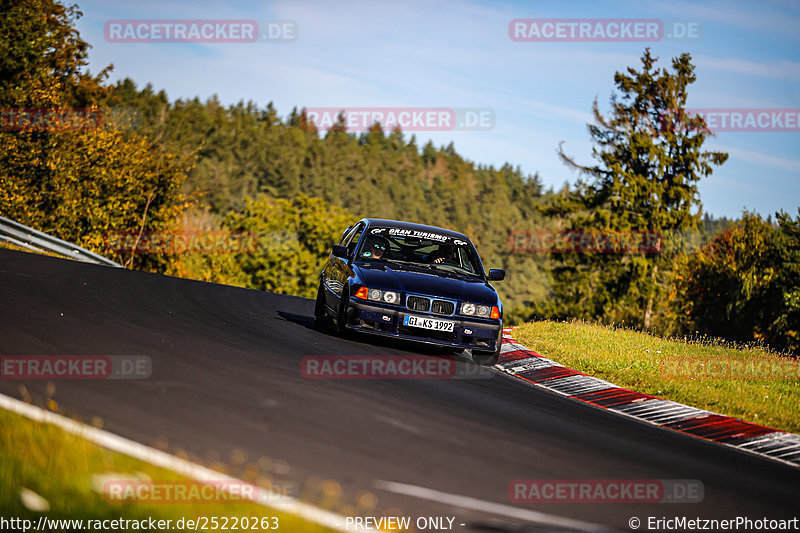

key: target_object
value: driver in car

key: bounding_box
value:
[361,235,390,260]
[429,243,456,265]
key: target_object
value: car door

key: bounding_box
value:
[325,222,364,310]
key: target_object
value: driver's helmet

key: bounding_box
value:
[437,244,454,256]
[431,243,455,262]
[361,235,390,258]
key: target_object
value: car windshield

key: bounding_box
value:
[356,227,484,277]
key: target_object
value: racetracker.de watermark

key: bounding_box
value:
[1,356,151,380]
[304,107,495,132]
[104,231,274,255]
[509,479,704,503]
[663,108,800,133]
[0,108,140,131]
[508,19,701,42]
[104,19,297,43]
[660,356,800,381]
[101,480,296,503]
[301,355,494,380]
[509,229,662,254]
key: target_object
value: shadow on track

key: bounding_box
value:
[277,309,475,364]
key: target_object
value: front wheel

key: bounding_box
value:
[463,345,500,367]
[313,281,330,329]
[473,350,500,367]
[336,286,351,336]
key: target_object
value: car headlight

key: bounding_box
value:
[382,291,399,304]
[356,287,400,304]
[460,302,498,318]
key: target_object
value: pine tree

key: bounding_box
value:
[551,49,728,329]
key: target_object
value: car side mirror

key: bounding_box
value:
[488,269,505,281]
[332,244,350,259]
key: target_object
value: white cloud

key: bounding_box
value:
[713,143,800,174]
[695,55,800,81]
[644,0,800,40]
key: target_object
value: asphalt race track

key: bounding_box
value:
[1,248,799,532]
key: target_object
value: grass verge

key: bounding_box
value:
[512,320,800,434]
[0,407,337,532]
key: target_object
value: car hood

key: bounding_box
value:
[355,263,499,305]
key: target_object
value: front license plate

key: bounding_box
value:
[403,315,455,332]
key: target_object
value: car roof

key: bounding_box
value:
[360,218,471,241]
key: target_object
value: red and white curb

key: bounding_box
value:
[497,328,800,469]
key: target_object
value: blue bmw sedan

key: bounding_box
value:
[314,218,505,365]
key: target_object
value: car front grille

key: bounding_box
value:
[405,295,455,316]
[406,295,430,312]
[431,299,455,315]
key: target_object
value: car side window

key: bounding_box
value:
[339,225,356,245]
[344,223,365,256]
[455,247,477,274]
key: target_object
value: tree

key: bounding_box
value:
[550,49,728,329]
[674,211,800,354]
[0,0,111,108]
[224,194,357,298]
[0,0,193,272]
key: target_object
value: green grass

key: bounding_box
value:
[512,320,800,434]
[0,408,339,532]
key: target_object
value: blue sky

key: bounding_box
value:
[75,0,800,218]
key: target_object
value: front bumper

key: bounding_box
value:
[347,299,502,352]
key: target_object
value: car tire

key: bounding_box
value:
[313,281,330,329]
[465,345,500,367]
[336,286,351,336]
